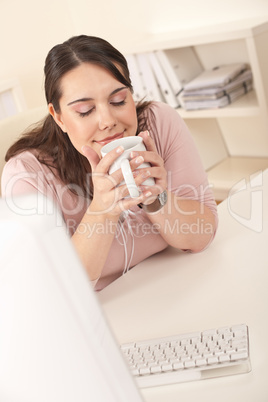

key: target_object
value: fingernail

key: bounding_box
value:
[130,151,139,158]
[145,191,152,197]
[116,146,124,153]
[141,130,150,137]
[136,156,144,164]
[142,170,150,178]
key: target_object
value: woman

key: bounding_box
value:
[1,35,217,290]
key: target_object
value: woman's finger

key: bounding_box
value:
[130,150,163,169]
[97,145,125,173]
[138,130,157,153]
[81,144,125,173]
[81,145,101,171]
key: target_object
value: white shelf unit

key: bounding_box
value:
[122,18,268,201]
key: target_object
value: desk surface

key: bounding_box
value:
[98,170,268,402]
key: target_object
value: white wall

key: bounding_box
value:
[1,0,268,109]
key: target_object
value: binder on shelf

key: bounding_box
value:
[125,54,146,102]
[183,63,247,91]
[147,52,179,108]
[179,67,253,110]
[156,47,203,88]
[136,53,163,102]
[181,70,253,101]
[180,82,253,110]
[155,50,183,98]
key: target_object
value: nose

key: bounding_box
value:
[98,107,117,130]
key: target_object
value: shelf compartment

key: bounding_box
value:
[207,156,268,201]
[178,91,260,119]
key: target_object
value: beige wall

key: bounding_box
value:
[1,0,268,109]
[0,0,74,108]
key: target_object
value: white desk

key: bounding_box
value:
[98,169,268,402]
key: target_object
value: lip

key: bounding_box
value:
[95,131,125,145]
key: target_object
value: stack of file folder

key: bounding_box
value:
[179,63,253,110]
[125,48,203,108]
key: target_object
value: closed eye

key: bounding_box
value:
[79,109,93,118]
[78,99,126,117]
[110,100,126,107]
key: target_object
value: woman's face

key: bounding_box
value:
[49,62,138,157]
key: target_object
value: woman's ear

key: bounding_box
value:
[48,103,67,133]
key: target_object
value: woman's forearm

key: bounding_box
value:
[146,191,216,252]
[71,210,119,281]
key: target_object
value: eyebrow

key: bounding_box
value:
[67,86,128,106]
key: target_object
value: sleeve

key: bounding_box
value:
[1,152,60,207]
[1,152,91,238]
[148,102,218,224]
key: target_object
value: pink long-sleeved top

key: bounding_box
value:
[1,102,218,290]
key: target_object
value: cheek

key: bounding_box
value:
[60,115,77,134]
[124,102,138,130]
[64,121,92,151]
[64,117,91,139]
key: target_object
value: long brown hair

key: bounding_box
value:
[5,35,151,197]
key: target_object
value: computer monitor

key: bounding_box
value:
[0,194,144,402]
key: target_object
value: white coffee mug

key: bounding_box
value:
[101,136,155,198]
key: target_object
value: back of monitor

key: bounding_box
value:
[0,195,143,402]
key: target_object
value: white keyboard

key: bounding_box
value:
[121,324,251,388]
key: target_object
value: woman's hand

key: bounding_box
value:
[133,132,216,253]
[81,142,156,217]
[133,131,167,204]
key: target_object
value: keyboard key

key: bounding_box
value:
[184,360,196,368]
[150,365,161,374]
[173,361,184,370]
[219,354,230,363]
[195,358,207,366]
[230,351,248,360]
[161,363,173,372]
[207,356,219,364]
